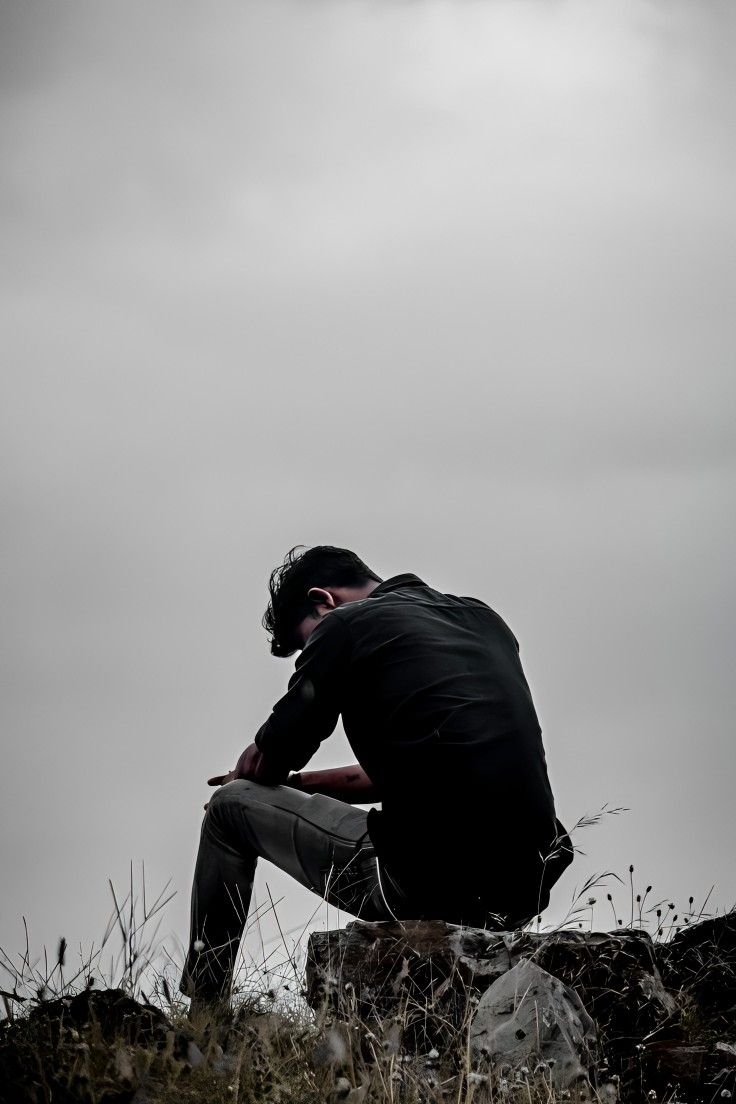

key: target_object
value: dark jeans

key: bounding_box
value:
[180,780,407,999]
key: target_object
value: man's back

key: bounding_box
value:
[256,573,569,925]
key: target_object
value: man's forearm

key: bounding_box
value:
[287,765,380,804]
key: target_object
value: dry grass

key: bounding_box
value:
[0,817,732,1104]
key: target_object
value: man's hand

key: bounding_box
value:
[207,742,287,788]
[206,769,238,788]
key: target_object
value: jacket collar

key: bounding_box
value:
[369,573,426,597]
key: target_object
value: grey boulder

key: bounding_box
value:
[469,958,599,1092]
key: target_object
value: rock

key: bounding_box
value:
[307,919,494,1048]
[644,1042,708,1089]
[525,928,678,1060]
[643,1039,736,1101]
[0,988,202,1104]
[25,988,171,1043]
[469,958,600,1092]
[657,910,736,1032]
[306,919,677,1050]
[306,919,685,1099]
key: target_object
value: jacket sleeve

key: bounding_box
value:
[254,613,352,773]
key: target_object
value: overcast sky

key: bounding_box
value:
[1,0,734,986]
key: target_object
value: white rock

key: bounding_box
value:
[469,957,598,1092]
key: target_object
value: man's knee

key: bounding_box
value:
[206,778,259,818]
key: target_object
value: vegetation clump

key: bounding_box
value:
[1,865,734,1104]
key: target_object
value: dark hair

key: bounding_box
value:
[262,545,382,657]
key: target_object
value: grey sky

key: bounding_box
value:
[1,0,734,974]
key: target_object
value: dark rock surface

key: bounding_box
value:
[307,915,736,1101]
[306,919,677,1046]
[0,988,203,1104]
[658,911,736,1031]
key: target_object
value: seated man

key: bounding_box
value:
[181,545,573,1002]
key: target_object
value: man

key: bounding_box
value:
[181,545,573,1002]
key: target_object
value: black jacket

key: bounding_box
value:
[255,574,572,924]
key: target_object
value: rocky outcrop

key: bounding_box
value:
[0,989,204,1104]
[306,920,677,1043]
[306,914,736,1101]
[658,910,736,1029]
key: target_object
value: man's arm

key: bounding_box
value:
[209,613,352,786]
[286,764,380,804]
[253,613,352,773]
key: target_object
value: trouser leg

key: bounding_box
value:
[181,807,257,999]
[181,779,403,1000]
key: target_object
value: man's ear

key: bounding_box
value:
[307,587,337,610]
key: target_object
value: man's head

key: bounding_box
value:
[262,545,383,657]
